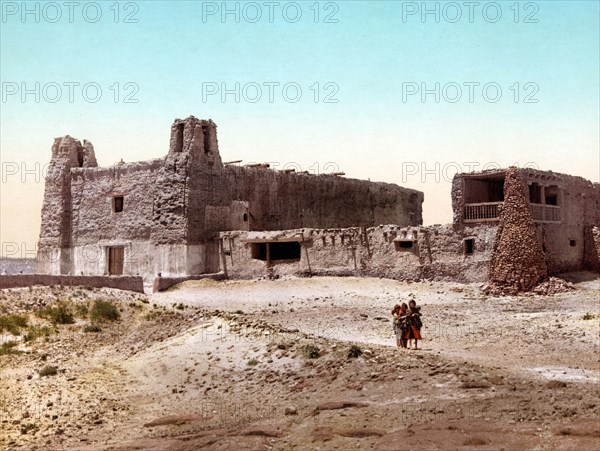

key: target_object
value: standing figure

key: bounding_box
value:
[406,299,423,350]
[392,303,409,349]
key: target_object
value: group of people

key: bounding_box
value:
[391,300,422,349]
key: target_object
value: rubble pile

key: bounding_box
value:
[484,167,548,295]
[531,277,575,295]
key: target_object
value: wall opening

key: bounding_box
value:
[569,239,576,247]
[243,213,248,222]
[250,241,301,262]
[394,240,414,251]
[545,185,560,205]
[108,247,124,276]
[464,238,475,255]
[529,183,542,204]
[174,123,184,152]
[113,196,124,213]
[202,125,210,154]
[463,175,505,203]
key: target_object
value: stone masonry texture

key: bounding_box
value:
[486,167,548,293]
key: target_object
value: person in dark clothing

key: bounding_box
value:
[392,303,410,349]
[406,300,423,349]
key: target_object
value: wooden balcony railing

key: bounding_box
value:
[464,202,561,223]
[530,204,544,221]
[464,202,501,222]
[530,203,560,222]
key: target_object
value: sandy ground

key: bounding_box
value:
[1,273,599,450]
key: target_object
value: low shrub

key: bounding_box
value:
[75,303,89,318]
[90,300,120,322]
[0,314,28,335]
[36,302,75,325]
[0,341,20,356]
[38,365,58,377]
[303,344,321,359]
[83,324,102,333]
[23,325,52,343]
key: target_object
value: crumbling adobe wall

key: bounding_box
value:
[0,274,144,293]
[223,165,423,230]
[152,117,229,246]
[450,173,465,225]
[181,118,230,243]
[418,224,497,282]
[38,136,98,274]
[453,166,599,275]
[36,116,425,282]
[522,168,599,274]
[583,226,600,273]
[38,117,230,280]
[486,167,548,294]
[70,160,163,244]
[66,160,171,280]
[219,222,496,282]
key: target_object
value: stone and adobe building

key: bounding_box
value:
[221,166,599,286]
[36,115,599,292]
[37,116,423,286]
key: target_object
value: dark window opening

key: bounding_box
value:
[463,176,505,204]
[464,239,474,255]
[569,240,576,247]
[394,240,414,251]
[529,183,542,204]
[243,213,248,222]
[174,123,184,152]
[250,241,301,262]
[113,196,124,213]
[545,185,560,206]
[321,237,326,247]
[77,150,84,167]
[224,249,231,256]
[330,236,335,246]
[202,125,210,154]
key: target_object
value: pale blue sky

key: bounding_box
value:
[1,0,599,250]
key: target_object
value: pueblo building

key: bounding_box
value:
[37,116,599,291]
[37,116,423,287]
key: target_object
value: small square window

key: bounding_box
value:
[113,196,124,213]
[464,238,474,255]
[394,240,414,251]
[569,239,576,247]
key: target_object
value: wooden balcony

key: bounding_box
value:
[530,203,561,222]
[464,202,561,223]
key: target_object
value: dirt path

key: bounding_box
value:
[157,274,600,384]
